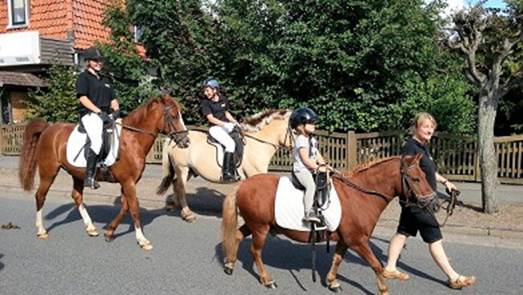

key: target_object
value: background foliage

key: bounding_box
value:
[26,65,78,123]
[28,0,523,135]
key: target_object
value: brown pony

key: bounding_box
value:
[19,95,189,250]
[221,154,435,294]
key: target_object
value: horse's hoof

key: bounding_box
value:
[329,285,342,293]
[37,232,49,239]
[86,229,99,237]
[264,281,277,289]
[183,215,196,223]
[224,266,234,275]
[139,242,154,251]
[104,233,115,243]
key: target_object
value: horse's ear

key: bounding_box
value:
[413,153,423,163]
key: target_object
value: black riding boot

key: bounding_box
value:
[84,150,100,189]
[222,152,237,183]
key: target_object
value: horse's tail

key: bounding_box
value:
[19,118,49,191]
[156,142,175,195]
[221,185,240,266]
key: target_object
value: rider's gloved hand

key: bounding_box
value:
[233,121,243,131]
[111,109,121,120]
[98,111,111,123]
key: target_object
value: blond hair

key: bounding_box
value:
[410,112,437,134]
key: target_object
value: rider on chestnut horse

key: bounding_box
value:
[76,46,120,189]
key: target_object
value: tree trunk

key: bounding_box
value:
[477,92,498,213]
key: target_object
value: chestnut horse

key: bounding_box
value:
[19,95,189,250]
[157,109,292,222]
[221,154,435,294]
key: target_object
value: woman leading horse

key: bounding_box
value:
[19,95,189,250]
[221,155,435,294]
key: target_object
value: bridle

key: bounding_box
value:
[117,103,189,146]
[162,104,189,146]
[399,156,437,206]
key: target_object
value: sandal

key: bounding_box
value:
[382,269,410,281]
[448,275,476,289]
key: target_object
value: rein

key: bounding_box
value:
[242,133,279,149]
[241,124,294,150]
[331,171,392,202]
[114,103,189,146]
[117,122,156,137]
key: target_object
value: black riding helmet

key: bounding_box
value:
[290,107,318,129]
[84,46,104,61]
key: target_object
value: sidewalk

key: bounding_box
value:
[1,155,523,243]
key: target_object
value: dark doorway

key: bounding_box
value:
[0,88,11,124]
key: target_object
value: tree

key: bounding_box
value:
[102,0,477,133]
[26,65,78,123]
[448,1,522,213]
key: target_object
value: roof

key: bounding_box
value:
[0,0,112,49]
[72,0,112,49]
[0,0,72,40]
[0,71,47,88]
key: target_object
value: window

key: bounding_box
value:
[8,0,29,27]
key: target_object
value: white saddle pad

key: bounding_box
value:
[275,176,341,232]
[66,120,122,168]
[209,141,227,167]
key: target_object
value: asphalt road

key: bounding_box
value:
[1,194,522,295]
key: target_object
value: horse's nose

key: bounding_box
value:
[181,137,190,148]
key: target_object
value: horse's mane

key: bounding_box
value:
[123,95,180,126]
[240,109,291,132]
[343,156,399,177]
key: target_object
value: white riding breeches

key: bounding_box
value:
[81,113,103,155]
[209,125,235,152]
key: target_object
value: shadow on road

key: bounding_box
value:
[44,201,168,238]
[0,254,4,272]
[43,186,227,237]
[213,233,447,292]
[164,186,226,219]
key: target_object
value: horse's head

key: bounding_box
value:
[153,96,190,148]
[400,153,436,201]
[241,109,293,149]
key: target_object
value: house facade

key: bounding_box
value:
[0,0,114,123]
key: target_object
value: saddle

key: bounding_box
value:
[77,120,115,161]
[274,176,341,232]
[66,119,121,169]
[291,170,331,212]
[207,128,245,168]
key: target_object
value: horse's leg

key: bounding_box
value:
[34,166,59,239]
[174,166,196,222]
[350,239,389,295]
[121,181,152,250]
[250,224,276,288]
[71,177,98,237]
[224,224,252,274]
[104,189,129,242]
[326,241,348,292]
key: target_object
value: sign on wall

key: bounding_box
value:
[0,31,41,67]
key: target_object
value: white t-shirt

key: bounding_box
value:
[293,134,318,172]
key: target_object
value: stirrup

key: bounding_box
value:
[221,174,237,183]
[84,177,100,189]
[303,211,321,223]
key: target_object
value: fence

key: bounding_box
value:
[1,123,522,184]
